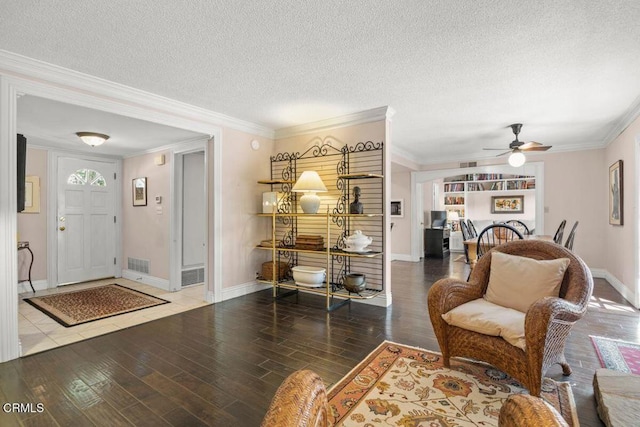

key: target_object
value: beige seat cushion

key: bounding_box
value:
[441,298,526,350]
[485,251,570,313]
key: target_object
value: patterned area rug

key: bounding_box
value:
[591,335,640,374]
[327,341,577,426]
[24,284,169,327]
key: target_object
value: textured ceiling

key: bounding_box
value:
[2,1,640,164]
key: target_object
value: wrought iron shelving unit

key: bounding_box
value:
[257,140,384,311]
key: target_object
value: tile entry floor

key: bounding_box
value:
[18,278,209,356]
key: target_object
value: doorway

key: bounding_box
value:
[170,141,209,292]
[56,156,118,284]
[410,163,545,262]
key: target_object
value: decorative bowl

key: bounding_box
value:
[292,266,326,287]
[343,273,366,293]
[343,230,373,252]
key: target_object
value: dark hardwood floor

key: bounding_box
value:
[1,255,636,426]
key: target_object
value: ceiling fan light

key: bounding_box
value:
[76,132,109,147]
[508,151,526,167]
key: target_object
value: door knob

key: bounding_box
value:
[59,226,66,231]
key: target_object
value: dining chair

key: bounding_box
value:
[553,220,567,244]
[467,219,478,238]
[506,220,531,235]
[476,223,524,260]
[564,221,579,251]
[460,220,471,263]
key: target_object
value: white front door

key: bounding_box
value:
[57,157,116,285]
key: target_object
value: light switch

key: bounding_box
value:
[156,206,163,215]
[155,195,162,204]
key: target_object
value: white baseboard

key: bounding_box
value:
[390,253,414,262]
[122,269,170,291]
[18,279,48,294]
[590,268,639,309]
[351,292,392,307]
[221,281,271,301]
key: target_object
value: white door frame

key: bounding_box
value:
[0,61,226,361]
[170,139,209,293]
[410,162,545,262]
[49,153,122,287]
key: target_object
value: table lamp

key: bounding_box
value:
[447,211,460,229]
[292,171,327,214]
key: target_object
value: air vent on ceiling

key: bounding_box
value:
[459,161,477,168]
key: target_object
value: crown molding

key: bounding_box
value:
[123,136,210,158]
[0,50,274,139]
[274,106,394,140]
[603,94,640,146]
[395,140,606,168]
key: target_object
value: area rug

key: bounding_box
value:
[327,341,577,426]
[591,335,640,375]
[24,284,169,327]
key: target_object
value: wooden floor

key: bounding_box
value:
[1,256,637,426]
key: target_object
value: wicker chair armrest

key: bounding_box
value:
[498,394,568,426]
[524,297,585,350]
[428,278,485,314]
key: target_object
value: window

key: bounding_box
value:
[67,168,106,186]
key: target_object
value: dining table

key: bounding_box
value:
[463,234,554,269]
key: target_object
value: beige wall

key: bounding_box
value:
[604,114,640,303]
[17,147,47,281]
[219,127,274,288]
[391,171,411,257]
[122,150,172,279]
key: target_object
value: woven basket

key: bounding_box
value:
[262,261,290,280]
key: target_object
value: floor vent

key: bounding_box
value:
[127,257,149,274]
[182,268,204,287]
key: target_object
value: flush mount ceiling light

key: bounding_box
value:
[76,132,109,147]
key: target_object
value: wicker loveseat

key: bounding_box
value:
[428,239,593,396]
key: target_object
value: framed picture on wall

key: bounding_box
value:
[390,199,404,217]
[609,160,623,225]
[132,177,147,206]
[491,195,524,214]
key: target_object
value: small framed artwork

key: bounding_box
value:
[609,160,623,225]
[491,195,524,214]
[132,177,147,206]
[390,199,404,217]
[22,176,40,213]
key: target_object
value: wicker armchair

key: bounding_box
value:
[261,370,328,427]
[428,240,593,397]
[499,394,568,426]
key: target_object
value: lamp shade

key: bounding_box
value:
[291,171,327,193]
[447,211,460,221]
[508,150,526,167]
[76,132,109,147]
[292,171,327,214]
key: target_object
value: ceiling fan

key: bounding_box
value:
[484,123,552,167]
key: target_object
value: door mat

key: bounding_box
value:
[591,335,640,375]
[327,341,577,426]
[24,284,169,327]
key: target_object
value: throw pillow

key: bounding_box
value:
[485,251,570,313]
[441,298,526,350]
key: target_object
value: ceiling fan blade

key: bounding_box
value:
[483,148,509,151]
[495,151,511,157]
[521,145,551,152]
